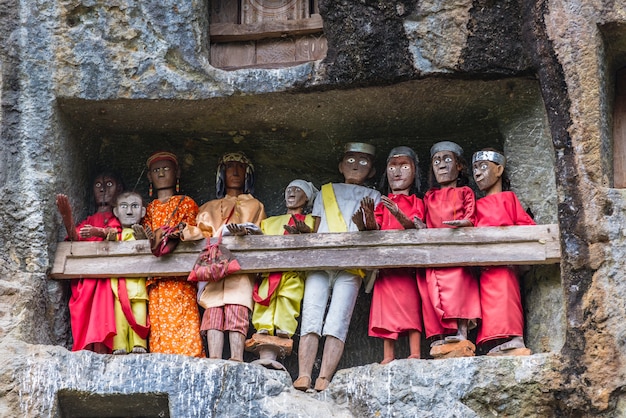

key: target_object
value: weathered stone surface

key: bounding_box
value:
[7,340,564,417]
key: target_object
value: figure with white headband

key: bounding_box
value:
[245,179,318,370]
[472,148,534,356]
[420,141,481,358]
[352,146,425,364]
[182,152,266,362]
[294,142,381,392]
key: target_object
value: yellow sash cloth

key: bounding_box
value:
[321,184,365,279]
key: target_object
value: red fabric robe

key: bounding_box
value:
[69,211,121,352]
[420,186,480,338]
[475,191,535,344]
[369,194,424,340]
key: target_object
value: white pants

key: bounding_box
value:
[300,270,362,342]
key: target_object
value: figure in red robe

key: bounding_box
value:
[353,146,425,364]
[473,148,534,356]
[56,172,123,353]
[421,141,480,358]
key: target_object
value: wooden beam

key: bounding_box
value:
[209,14,324,42]
[50,224,560,279]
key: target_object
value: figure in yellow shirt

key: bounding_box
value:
[111,191,149,354]
[247,180,318,369]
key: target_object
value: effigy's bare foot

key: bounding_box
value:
[131,346,147,354]
[380,357,395,365]
[112,349,127,355]
[293,376,311,391]
[314,377,331,391]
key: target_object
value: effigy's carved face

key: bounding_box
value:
[225,161,247,191]
[386,155,415,194]
[114,193,145,227]
[148,159,177,191]
[93,175,120,209]
[473,160,503,192]
[339,152,375,185]
[285,186,307,210]
[432,151,460,187]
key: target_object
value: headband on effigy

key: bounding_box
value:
[215,151,255,198]
[430,141,463,158]
[218,152,254,170]
[146,151,178,168]
[472,150,506,167]
[344,142,376,156]
[387,146,419,164]
[287,179,319,207]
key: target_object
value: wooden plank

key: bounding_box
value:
[256,38,296,65]
[210,41,256,68]
[50,224,561,279]
[295,34,327,61]
[210,14,324,42]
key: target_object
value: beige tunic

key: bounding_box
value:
[183,194,266,310]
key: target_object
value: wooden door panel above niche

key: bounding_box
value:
[209,0,326,70]
[242,0,311,23]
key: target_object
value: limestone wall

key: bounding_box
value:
[0,0,624,416]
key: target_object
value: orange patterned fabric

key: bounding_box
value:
[143,195,204,357]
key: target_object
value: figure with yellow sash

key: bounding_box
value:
[294,143,381,392]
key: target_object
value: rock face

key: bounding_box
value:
[1,0,626,416]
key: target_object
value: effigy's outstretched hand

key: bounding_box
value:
[357,196,378,231]
[284,214,312,234]
[351,207,367,231]
[442,219,473,228]
[413,216,427,230]
[382,195,413,230]
[132,224,148,240]
[226,222,262,236]
[226,223,248,236]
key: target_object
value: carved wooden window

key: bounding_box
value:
[209,0,327,70]
[614,67,626,188]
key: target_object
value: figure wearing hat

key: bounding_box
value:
[472,148,533,356]
[294,143,381,392]
[420,141,481,358]
[244,179,319,370]
[142,151,204,357]
[182,152,266,362]
[352,146,425,364]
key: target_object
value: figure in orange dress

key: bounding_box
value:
[142,151,204,357]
